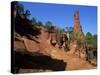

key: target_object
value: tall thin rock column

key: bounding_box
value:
[74,10,83,34]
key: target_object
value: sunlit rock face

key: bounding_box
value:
[74,10,83,34]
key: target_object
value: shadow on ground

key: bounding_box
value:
[13,51,67,73]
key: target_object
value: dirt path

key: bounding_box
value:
[50,47,96,70]
[38,38,96,70]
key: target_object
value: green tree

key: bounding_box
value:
[60,28,66,32]
[85,32,97,48]
[24,10,31,19]
[68,27,74,33]
[65,26,73,33]
[45,21,54,33]
[93,34,97,47]
[15,2,24,15]
[54,27,62,34]
[86,32,93,44]
[65,27,74,42]
[37,21,43,26]
[94,34,97,41]
[45,21,52,29]
[32,17,37,25]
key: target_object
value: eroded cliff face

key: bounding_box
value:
[14,26,51,56]
[14,25,95,74]
[14,25,67,73]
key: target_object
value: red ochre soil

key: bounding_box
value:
[14,33,96,73]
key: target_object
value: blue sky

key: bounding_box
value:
[20,2,97,35]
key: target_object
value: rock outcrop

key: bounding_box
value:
[14,25,67,73]
[74,10,84,35]
[68,10,86,59]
